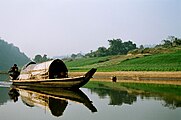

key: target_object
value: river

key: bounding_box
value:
[0,74,180,120]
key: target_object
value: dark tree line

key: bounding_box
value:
[130,36,181,55]
[33,54,52,63]
[161,36,181,48]
[0,38,30,70]
[85,39,137,57]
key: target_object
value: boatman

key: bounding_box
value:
[8,64,20,80]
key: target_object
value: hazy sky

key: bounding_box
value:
[0,0,180,58]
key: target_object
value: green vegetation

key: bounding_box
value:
[1,36,181,72]
[84,81,181,96]
[85,39,136,57]
[0,38,30,71]
[99,50,181,71]
[65,56,111,71]
[65,48,181,71]
[70,39,136,59]
[33,54,52,63]
[65,36,181,72]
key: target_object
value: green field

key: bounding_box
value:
[65,49,181,72]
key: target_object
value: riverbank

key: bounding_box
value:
[69,71,181,85]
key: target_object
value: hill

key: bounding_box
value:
[0,39,30,71]
[102,50,181,71]
[65,48,181,72]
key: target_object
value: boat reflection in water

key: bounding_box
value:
[8,86,97,117]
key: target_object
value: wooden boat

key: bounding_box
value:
[8,86,97,116]
[11,59,96,89]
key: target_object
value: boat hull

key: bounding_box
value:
[12,68,97,89]
[12,77,86,88]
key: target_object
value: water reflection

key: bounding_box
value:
[162,97,181,109]
[88,86,181,109]
[0,74,9,81]
[8,86,97,117]
[89,88,136,105]
[0,87,10,105]
[0,74,11,105]
[139,92,181,109]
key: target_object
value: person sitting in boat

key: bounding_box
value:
[8,64,20,80]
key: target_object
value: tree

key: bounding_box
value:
[71,54,77,59]
[33,54,51,63]
[42,54,51,62]
[139,45,144,49]
[162,36,181,47]
[95,47,108,57]
[162,39,172,48]
[107,39,137,55]
[33,55,43,63]
[123,41,137,54]
[85,38,137,57]
[108,39,124,55]
[172,37,181,46]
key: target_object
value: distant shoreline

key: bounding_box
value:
[0,71,8,74]
[69,71,181,85]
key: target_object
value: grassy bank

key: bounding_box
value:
[65,50,181,72]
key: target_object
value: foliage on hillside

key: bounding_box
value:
[85,39,137,57]
[129,36,181,55]
[33,54,52,63]
[65,56,111,71]
[65,49,181,72]
[100,50,181,71]
[0,38,30,70]
[65,36,181,72]
[70,39,137,59]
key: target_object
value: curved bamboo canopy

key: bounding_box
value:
[19,59,68,80]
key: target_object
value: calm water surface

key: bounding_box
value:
[0,74,181,120]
